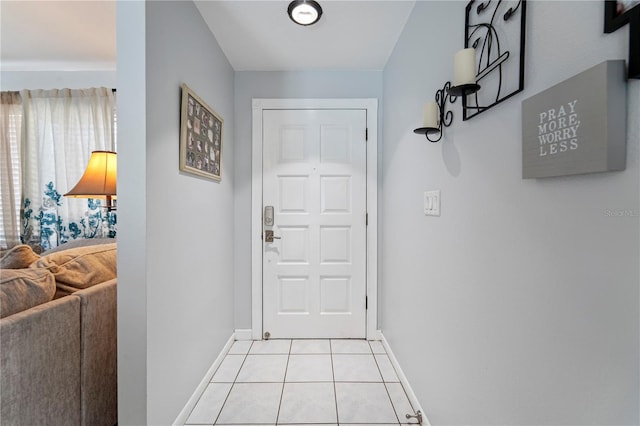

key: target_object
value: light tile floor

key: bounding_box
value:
[184,339,420,425]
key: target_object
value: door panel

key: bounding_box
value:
[262,109,367,338]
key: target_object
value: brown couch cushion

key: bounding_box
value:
[0,268,56,318]
[75,279,118,425]
[0,245,41,269]
[31,243,117,291]
[1,294,81,424]
[42,238,116,255]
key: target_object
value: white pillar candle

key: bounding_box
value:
[422,101,439,128]
[454,48,477,86]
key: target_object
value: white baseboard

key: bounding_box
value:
[172,333,235,426]
[380,333,431,426]
[369,329,383,340]
[234,329,253,341]
[237,328,380,341]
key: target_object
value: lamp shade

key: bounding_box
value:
[65,151,117,199]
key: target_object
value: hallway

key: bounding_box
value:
[183,339,419,425]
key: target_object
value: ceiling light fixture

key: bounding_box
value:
[288,0,322,26]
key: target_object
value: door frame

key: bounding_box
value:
[251,98,379,340]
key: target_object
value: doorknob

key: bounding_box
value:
[264,230,281,243]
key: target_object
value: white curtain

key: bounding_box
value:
[0,92,23,248]
[20,88,116,250]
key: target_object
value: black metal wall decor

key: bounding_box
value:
[413,0,524,142]
[462,0,527,120]
[604,0,640,79]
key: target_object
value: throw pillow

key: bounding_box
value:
[0,244,41,269]
[0,268,56,318]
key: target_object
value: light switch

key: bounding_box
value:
[424,190,440,216]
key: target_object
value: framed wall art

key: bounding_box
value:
[180,83,223,181]
[463,0,527,120]
[604,0,640,79]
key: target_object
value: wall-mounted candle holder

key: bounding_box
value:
[414,48,481,143]
[414,0,526,142]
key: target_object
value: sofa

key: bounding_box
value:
[0,240,117,426]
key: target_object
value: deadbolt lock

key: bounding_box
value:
[264,230,281,243]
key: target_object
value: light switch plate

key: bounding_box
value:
[424,190,440,216]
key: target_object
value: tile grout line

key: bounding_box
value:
[212,340,254,426]
[397,380,417,425]
[274,339,292,425]
[371,340,403,426]
[330,340,340,425]
[183,340,250,426]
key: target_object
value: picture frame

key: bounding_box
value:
[604,0,640,79]
[180,83,223,181]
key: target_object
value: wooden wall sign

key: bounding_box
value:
[522,60,627,179]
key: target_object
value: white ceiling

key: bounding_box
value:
[0,1,116,71]
[1,0,415,72]
[194,0,415,71]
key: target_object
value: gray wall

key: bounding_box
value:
[0,70,116,91]
[382,1,639,425]
[233,70,383,330]
[117,1,235,424]
[116,2,147,424]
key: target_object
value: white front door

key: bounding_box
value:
[262,109,367,339]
